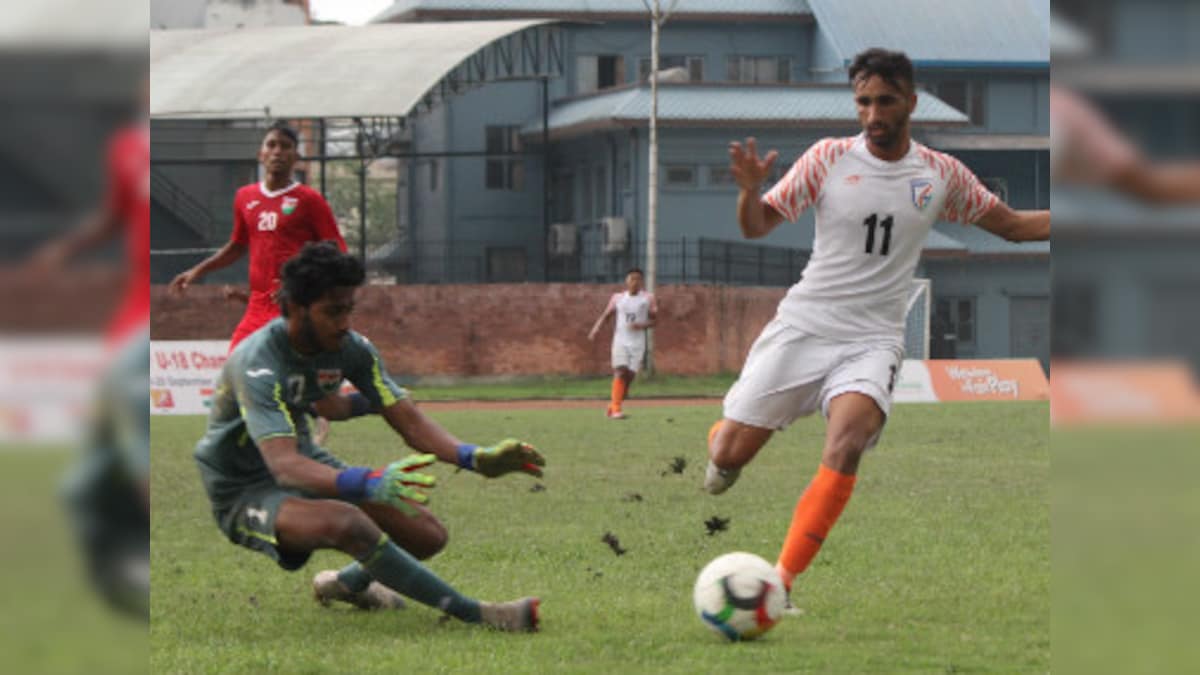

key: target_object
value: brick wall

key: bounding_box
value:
[151,284,786,376]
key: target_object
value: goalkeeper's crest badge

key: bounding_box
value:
[318,369,342,391]
[282,196,299,215]
[910,178,934,211]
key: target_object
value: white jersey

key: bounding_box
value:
[763,133,998,342]
[608,291,657,346]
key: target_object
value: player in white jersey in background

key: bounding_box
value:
[704,48,1050,608]
[588,268,658,419]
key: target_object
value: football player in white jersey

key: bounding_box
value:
[587,268,658,419]
[704,48,1050,607]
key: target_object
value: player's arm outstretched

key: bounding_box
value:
[729,137,785,239]
[346,336,545,479]
[975,202,1050,242]
[587,295,617,341]
[379,400,544,479]
[258,435,436,515]
[169,240,247,295]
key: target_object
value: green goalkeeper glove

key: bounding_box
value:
[457,439,545,478]
[338,454,437,516]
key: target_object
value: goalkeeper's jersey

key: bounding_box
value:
[193,318,408,484]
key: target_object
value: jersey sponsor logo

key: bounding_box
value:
[844,174,862,185]
[246,368,274,378]
[317,369,343,390]
[281,196,299,215]
[910,179,934,211]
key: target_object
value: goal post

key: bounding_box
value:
[904,278,932,360]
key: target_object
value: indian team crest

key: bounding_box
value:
[910,178,934,211]
[281,196,299,215]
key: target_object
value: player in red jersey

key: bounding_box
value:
[168,121,347,349]
[28,80,151,620]
[32,119,149,346]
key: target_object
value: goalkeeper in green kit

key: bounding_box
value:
[193,242,545,631]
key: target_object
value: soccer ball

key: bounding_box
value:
[692,552,785,641]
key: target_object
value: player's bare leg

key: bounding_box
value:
[277,498,536,629]
[359,500,447,560]
[775,392,883,613]
[704,419,774,494]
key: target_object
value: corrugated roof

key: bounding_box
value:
[374,1,811,22]
[807,0,1048,67]
[521,84,967,137]
[150,21,553,119]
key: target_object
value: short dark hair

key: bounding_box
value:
[279,242,364,314]
[264,120,299,146]
[848,48,915,93]
[626,267,644,277]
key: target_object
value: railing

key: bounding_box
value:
[150,168,218,242]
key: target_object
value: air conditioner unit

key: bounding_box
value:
[602,217,629,254]
[548,223,578,256]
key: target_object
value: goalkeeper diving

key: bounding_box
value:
[192,242,545,631]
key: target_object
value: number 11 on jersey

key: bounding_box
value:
[863,213,893,256]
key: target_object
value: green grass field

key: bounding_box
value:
[151,401,1048,674]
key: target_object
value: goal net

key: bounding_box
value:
[904,278,932,360]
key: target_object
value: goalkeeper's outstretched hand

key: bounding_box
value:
[474,439,546,478]
[366,454,437,515]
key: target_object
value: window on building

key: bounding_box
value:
[934,296,976,350]
[485,126,524,191]
[982,177,1009,204]
[577,54,625,94]
[580,165,594,219]
[727,56,791,84]
[429,159,438,192]
[552,170,574,222]
[663,164,698,187]
[486,247,527,282]
[594,164,608,219]
[709,164,734,185]
[928,80,986,126]
[638,55,704,82]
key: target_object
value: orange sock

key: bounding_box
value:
[776,464,857,590]
[707,419,723,448]
[610,377,627,411]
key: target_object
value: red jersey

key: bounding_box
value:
[107,123,150,344]
[231,182,347,295]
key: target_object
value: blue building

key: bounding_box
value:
[150,0,1050,364]
[373,0,1050,364]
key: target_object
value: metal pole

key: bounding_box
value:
[542,76,551,282]
[644,0,660,375]
[318,118,327,197]
[359,159,367,266]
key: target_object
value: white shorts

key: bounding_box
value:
[723,319,904,439]
[611,339,646,372]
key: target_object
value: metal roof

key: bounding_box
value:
[374,1,811,22]
[521,84,968,137]
[1054,188,1200,235]
[807,0,1049,68]
[150,20,553,120]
